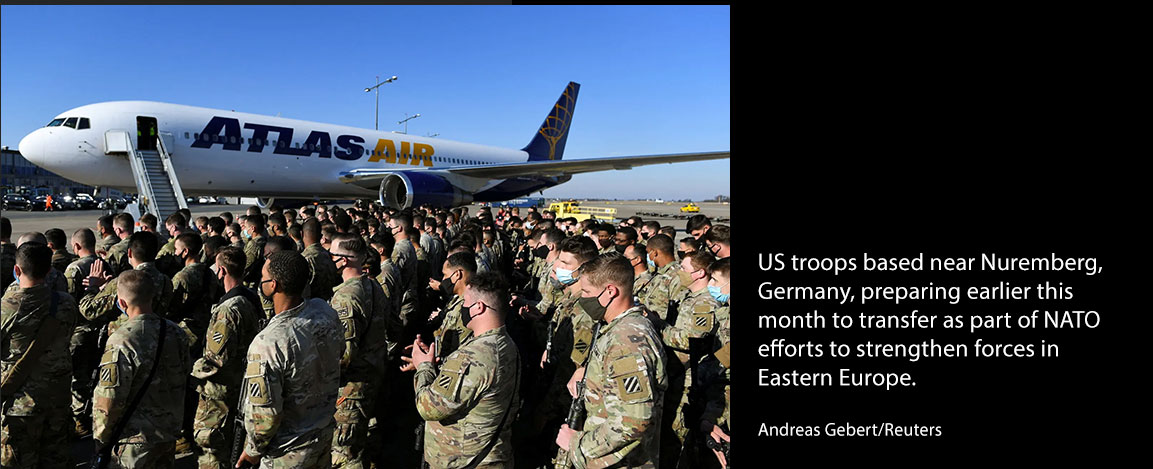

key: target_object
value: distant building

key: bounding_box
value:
[1,146,100,196]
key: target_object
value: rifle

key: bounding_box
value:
[553,322,601,469]
[231,388,254,468]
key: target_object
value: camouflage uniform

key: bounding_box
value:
[537,285,593,426]
[634,269,656,305]
[640,262,681,321]
[93,313,192,469]
[1,284,77,469]
[242,298,342,467]
[562,307,666,469]
[104,238,132,276]
[171,262,217,349]
[64,254,108,428]
[329,276,392,468]
[419,232,445,280]
[51,250,77,276]
[96,235,120,258]
[433,295,470,361]
[698,343,730,436]
[415,325,520,469]
[376,258,402,327]
[302,243,339,302]
[242,233,267,289]
[392,238,419,330]
[155,236,183,278]
[80,262,174,337]
[658,287,719,468]
[191,286,263,469]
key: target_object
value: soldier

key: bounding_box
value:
[235,251,343,468]
[96,214,120,258]
[327,234,392,468]
[407,271,520,469]
[614,226,639,255]
[555,254,667,468]
[627,243,657,301]
[157,212,193,278]
[243,213,269,289]
[657,250,720,469]
[301,218,339,302]
[45,228,78,274]
[685,215,712,240]
[92,269,191,468]
[702,225,730,260]
[370,234,402,321]
[388,213,420,335]
[639,221,661,246]
[699,258,730,469]
[593,224,616,255]
[10,233,70,296]
[63,228,111,436]
[80,231,175,338]
[1,243,78,468]
[639,235,680,321]
[104,212,136,276]
[191,247,263,469]
[170,232,216,347]
[423,252,477,363]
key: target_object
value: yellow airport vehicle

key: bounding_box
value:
[680,203,700,213]
[548,200,617,222]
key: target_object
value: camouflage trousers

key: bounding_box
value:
[332,397,375,469]
[261,438,333,469]
[70,326,101,423]
[193,393,236,469]
[0,409,73,469]
[106,441,177,469]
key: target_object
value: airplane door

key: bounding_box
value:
[136,116,158,151]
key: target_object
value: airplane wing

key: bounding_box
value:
[339,151,729,188]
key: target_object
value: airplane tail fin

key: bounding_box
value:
[522,82,580,161]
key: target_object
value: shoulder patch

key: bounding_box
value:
[207,319,229,356]
[692,311,715,332]
[98,348,120,387]
[245,361,272,406]
[433,356,470,402]
[609,356,652,403]
[694,301,713,313]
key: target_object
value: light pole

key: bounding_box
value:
[365,75,398,130]
[398,113,421,134]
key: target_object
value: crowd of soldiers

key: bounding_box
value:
[0,201,731,469]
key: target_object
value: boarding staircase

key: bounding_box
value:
[106,130,188,224]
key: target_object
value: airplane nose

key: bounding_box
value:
[18,130,44,166]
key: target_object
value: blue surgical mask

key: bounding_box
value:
[555,267,577,285]
[117,299,128,317]
[708,285,729,304]
[12,268,17,282]
[647,257,656,269]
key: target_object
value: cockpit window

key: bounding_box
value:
[47,118,65,127]
[78,118,90,130]
[63,117,78,128]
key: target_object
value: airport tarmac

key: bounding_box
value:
[2,200,728,251]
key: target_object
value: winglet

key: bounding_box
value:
[522,82,580,161]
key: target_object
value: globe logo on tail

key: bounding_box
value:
[538,83,578,160]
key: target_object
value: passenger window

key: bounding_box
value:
[63,117,78,128]
[78,118,90,130]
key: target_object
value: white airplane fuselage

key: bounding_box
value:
[18,101,530,199]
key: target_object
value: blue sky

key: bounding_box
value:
[1,5,729,200]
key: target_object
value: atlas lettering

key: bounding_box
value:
[193,116,433,166]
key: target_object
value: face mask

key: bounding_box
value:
[525,222,535,230]
[647,257,656,269]
[460,301,482,329]
[555,267,576,285]
[614,244,628,254]
[533,245,550,259]
[243,230,252,240]
[578,287,611,322]
[117,299,128,317]
[260,279,275,301]
[641,232,651,240]
[441,271,459,296]
[708,285,729,304]
[11,268,16,282]
[677,269,697,286]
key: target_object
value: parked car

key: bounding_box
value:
[53,195,77,210]
[3,194,31,211]
[197,196,215,204]
[72,193,100,210]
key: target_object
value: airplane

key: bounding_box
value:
[17,82,729,210]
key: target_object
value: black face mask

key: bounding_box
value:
[460,301,483,329]
[533,245,550,259]
[578,287,611,322]
[614,244,628,254]
[441,270,460,296]
[260,279,275,302]
[641,232,651,240]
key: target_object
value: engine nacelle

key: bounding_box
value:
[378,171,473,209]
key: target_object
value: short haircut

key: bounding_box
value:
[17,232,46,247]
[540,228,566,245]
[128,231,159,261]
[685,249,716,272]
[331,212,352,232]
[642,221,661,233]
[331,233,367,263]
[391,212,413,229]
[686,214,712,233]
[73,228,97,251]
[578,252,633,297]
[175,232,203,256]
[45,228,67,250]
[15,243,52,279]
[246,205,261,216]
[595,223,616,236]
[445,251,478,275]
[98,215,115,235]
[139,213,158,230]
[219,211,234,225]
[646,234,674,257]
[114,213,135,232]
[708,257,730,279]
[680,236,702,252]
[268,213,287,232]
[216,246,246,278]
[208,216,226,235]
[301,218,322,241]
[658,226,677,239]
[203,236,229,262]
[267,250,310,296]
[165,211,187,228]
[226,223,242,237]
[248,213,266,228]
[178,209,192,226]
[627,216,643,226]
[287,224,302,241]
[195,216,210,228]
[264,236,298,255]
[618,226,638,243]
[628,242,648,261]
[117,269,156,307]
[467,271,509,318]
[704,224,730,246]
[370,233,395,258]
[557,236,598,265]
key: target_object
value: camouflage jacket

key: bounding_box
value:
[191,286,263,400]
[154,236,182,278]
[543,285,594,368]
[79,262,173,337]
[633,269,656,304]
[1,283,77,416]
[376,258,402,321]
[393,238,418,298]
[51,250,78,276]
[95,235,119,258]
[433,295,470,361]
[64,254,106,330]
[171,262,218,340]
[104,236,132,276]
[420,232,445,276]
[302,243,338,302]
[243,298,343,461]
[93,313,191,445]
[568,307,666,469]
[330,275,392,396]
[242,233,268,287]
[661,287,719,365]
[640,261,681,321]
[415,325,520,469]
